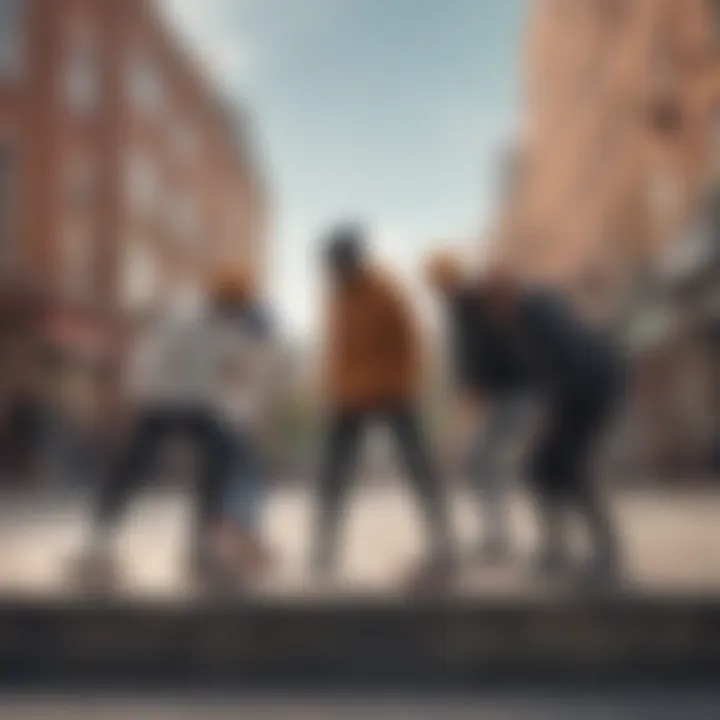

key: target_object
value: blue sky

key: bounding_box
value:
[161,0,527,335]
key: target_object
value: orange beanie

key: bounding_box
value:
[211,266,257,305]
[424,250,465,293]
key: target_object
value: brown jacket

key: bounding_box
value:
[324,267,421,411]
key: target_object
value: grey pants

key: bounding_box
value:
[466,394,530,549]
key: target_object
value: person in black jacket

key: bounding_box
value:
[482,270,625,581]
[426,253,532,562]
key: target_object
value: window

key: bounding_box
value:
[164,190,200,244]
[64,29,100,115]
[169,120,199,164]
[64,154,95,212]
[61,220,94,300]
[0,145,17,270]
[601,0,629,29]
[121,241,157,310]
[125,151,159,216]
[61,155,95,298]
[127,54,165,117]
[710,1,720,43]
[0,0,24,79]
[648,42,681,136]
[648,164,683,237]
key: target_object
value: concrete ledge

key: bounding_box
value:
[1,594,720,689]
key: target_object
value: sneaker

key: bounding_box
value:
[405,554,457,595]
[575,555,623,592]
[530,547,572,579]
[477,538,511,566]
[310,548,337,581]
[216,528,274,583]
[68,547,120,594]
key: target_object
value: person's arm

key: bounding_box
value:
[445,297,491,462]
[247,304,281,444]
[316,287,340,406]
[449,299,486,420]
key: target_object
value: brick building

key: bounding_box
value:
[497,0,719,320]
[498,0,720,476]
[0,0,267,474]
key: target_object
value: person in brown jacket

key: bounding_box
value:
[312,224,454,584]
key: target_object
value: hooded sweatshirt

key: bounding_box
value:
[324,266,422,411]
[126,290,218,409]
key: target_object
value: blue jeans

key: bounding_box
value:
[225,431,266,533]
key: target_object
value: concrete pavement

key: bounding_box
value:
[1,484,719,598]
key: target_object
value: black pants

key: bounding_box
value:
[529,383,620,566]
[313,405,451,572]
[94,407,230,547]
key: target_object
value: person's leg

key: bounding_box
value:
[573,476,618,576]
[532,486,568,573]
[213,432,272,582]
[528,410,572,573]
[565,393,621,579]
[190,412,234,565]
[312,410,363,576]
[241,435,268,535]
[70,410,167,588]
[468,396,525,558]
[92,410,165,542]
[387,406,453,567]
[225,432,264,533]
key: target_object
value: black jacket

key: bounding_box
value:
[517,290,623,402]
[447,287,528,397]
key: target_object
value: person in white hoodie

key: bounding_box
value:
[73,274,234,587]
[207,270,277,585]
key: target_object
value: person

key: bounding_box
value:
[2,353,46,485]
[425,251,532,562]
[71,270,232,588]
[41,358,102,490]
[312,224,454,587]
[482,269,625,582]
[207,269,277,586]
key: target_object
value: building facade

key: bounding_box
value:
[0,0,267,474]
[498,0,720,321]
[499,0,720,476]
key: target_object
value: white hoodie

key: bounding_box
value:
[212,304,275,433]
[126,291,219,410]
[126,292,275,430]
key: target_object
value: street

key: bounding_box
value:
[1,483,719,598]
[2,690,720,720]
